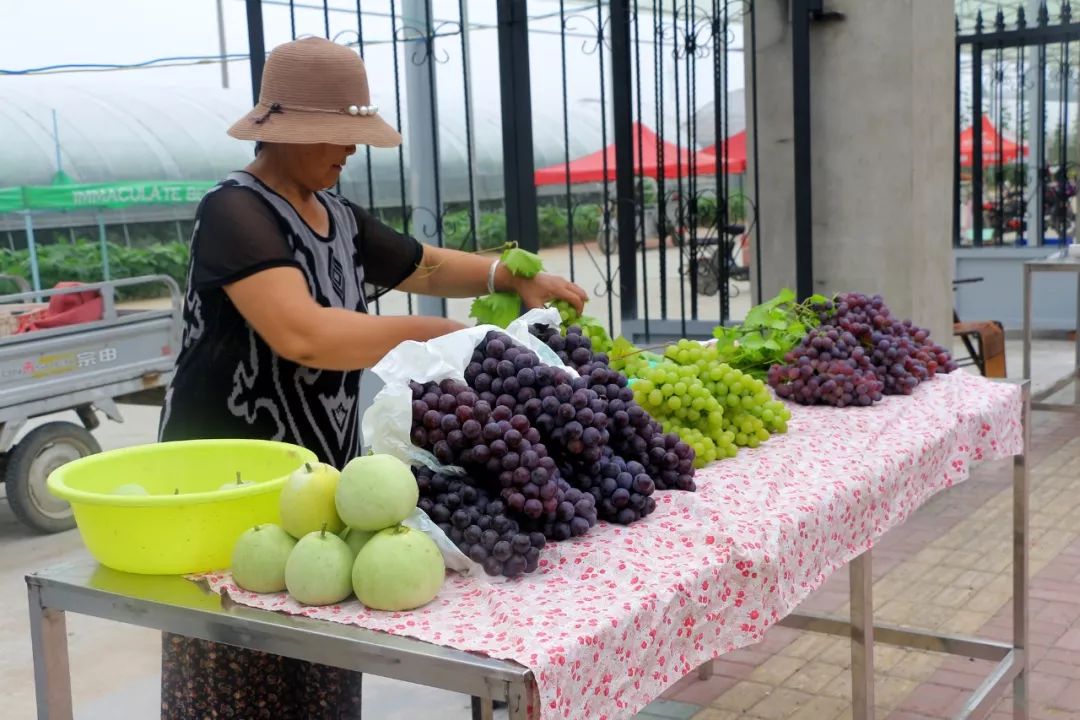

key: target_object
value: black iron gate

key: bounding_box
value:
[955,2,1080,248]
[605,0,756,342]
[243,0,756,341]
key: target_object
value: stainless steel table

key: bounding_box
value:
[1023,257,1080,411]
[28,381,1032,720]
[702,380,1033,720]
[27,563,536,720]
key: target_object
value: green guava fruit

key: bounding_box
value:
[279,462,344,539]
[284,525,354,606]
[341,527,375,559]
[352,525,445,611]
[220,471,252,491]
[335,454,418,532]
[231,523,297,593]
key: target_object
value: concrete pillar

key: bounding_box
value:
[403,0,446,318]
[748,0,955,343]
[747,1,795,304]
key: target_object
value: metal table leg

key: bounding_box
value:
[1075,278,1080,404]
[769,382,1030,720]
[471,696,494,720]
[506,678,534,720]
[28,582,73,720]
[1013,382,1031,720]
[1023,263,1033,384]
[850,551,875,720]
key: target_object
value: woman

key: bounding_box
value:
[158,37,586,719]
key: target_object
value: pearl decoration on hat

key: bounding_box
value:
[347,104,378,117]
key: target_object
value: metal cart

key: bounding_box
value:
[0,276,182,533]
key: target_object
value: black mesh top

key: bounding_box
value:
[158,171,423,468]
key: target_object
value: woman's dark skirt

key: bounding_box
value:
[161,633,362,719]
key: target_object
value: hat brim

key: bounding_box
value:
[227,104,402,148]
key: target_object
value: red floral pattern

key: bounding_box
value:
[197,372,1022,720]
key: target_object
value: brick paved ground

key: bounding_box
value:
[632,407,1080,720]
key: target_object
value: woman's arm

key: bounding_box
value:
[224,267,465,371]
[350,201,588,313]
[397,244,588,314]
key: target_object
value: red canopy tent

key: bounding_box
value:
[702,130,748,174]
[534,122,719,186]
[959,115,1029,167]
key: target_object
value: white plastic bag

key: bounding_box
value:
[362,307,575,579]
[362,307,573,467]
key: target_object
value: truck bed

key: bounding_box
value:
[0,276,182,422]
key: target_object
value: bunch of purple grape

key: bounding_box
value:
[471,329,661,526]
[532,323,696,492]
[768,292,959,407]
[767,327,884,407]
[559,448,659,525]
[414,466,544,578]
[407,329,698,577]
[528,476,605,541]
[410,371,596,529]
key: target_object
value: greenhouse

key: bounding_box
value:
[0,78,744,295]
[0,81,743,230]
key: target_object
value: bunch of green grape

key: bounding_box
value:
[629,360,732,467]
[552,300,613,354]
[609,336,651,378]
[664,339,791,447]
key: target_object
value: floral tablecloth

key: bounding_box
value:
[197,372,1023,720]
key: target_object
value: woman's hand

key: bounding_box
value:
[395,244,589,314]
[513,272,588,314]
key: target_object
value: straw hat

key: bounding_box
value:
[228,37,401,148]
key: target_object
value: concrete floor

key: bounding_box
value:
[1,308,1075,718]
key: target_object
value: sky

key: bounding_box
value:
[1,0,745,132]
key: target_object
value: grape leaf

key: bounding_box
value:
[767,308,790,330]
[501,247,544,278]
[742,332,765,350]
[468,292,521,328]
[713,331,737,349]
[743,304,770,328]
[708,288,822,374]
[773,287,796,305]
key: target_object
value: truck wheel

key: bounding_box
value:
[6,422,100,533]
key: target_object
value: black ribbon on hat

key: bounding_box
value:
[254,102,284,125]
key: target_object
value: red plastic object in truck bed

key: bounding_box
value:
[15,282,104,334]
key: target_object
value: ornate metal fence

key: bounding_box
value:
[244,0,757,341]
[955,2,1080,248]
